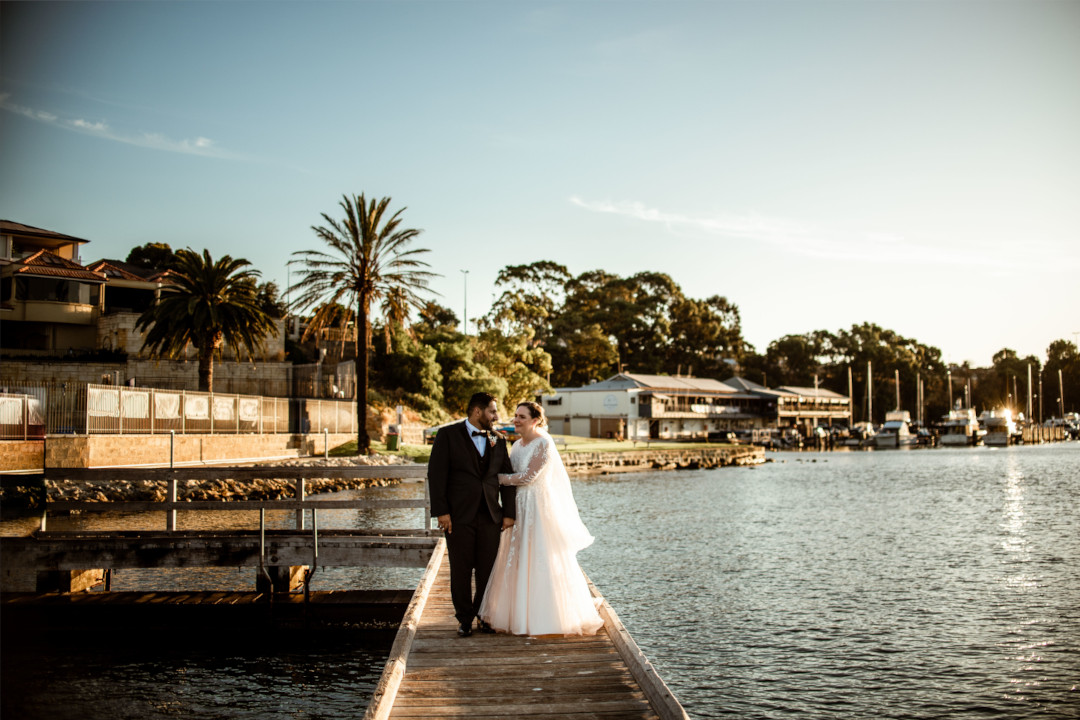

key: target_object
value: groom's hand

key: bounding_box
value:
[501,517,515,532]
[437,514,452,534]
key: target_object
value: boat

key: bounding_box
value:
[980,409,1017,446]
[874,410,917,448]
[844,422,876,448]
[940,407,982,446]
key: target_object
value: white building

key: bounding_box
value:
[542,373,761,441]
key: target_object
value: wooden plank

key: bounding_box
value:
[364,537,447,720]
[389,700,654,716]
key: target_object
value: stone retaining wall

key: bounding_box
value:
[0,432,357,472]
[562,445,764,474]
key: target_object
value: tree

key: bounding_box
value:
[1044,339,1079,414]
[136,248,276,392]
[289,194,436,454]
[126,242,180,271]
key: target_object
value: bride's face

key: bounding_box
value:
[513,407,539,434]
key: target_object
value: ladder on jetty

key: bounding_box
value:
[366,539,689,720]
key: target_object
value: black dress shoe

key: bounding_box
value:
[477,620,496,634]
[457,623,473,637]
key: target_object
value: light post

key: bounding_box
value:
[460,269,469,335]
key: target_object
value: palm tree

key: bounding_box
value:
[290,194,436,454]
[136,248,277,392]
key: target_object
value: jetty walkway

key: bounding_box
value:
[366,538,688,720]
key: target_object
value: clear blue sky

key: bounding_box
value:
[2,0,1077,367]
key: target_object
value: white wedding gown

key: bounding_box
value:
[478,430,604,636]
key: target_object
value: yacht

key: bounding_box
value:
[941,408,982,446]
[980,409,1017,446]
[843,422,876,448]
[874,410,917,448]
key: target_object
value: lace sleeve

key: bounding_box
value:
[498,438,551,486]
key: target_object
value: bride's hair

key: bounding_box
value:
[517,401,547,427]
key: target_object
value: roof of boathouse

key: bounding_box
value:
[565,373,737,396]
[778,385,848,400]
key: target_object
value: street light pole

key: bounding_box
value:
[460,269,469,335]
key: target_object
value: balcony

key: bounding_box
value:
[9,300,98,325]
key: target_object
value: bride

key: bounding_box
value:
[478,401,604,636]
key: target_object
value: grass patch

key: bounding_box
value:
[329,440,432,463]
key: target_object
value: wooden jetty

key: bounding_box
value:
[365,539,689,720]
[2,464,689,719]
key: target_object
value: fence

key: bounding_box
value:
[0,382,357,437]
[0,393,45,440]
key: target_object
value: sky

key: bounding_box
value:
[2,0,1078,368]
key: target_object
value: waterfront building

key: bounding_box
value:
[543,372,852,440]
[723,376,852,434]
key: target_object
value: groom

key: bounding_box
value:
[427,392,516,637]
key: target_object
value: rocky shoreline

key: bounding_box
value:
[0,455,413,510]
[0,445,765,511]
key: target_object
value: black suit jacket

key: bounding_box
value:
[428,420,516,525]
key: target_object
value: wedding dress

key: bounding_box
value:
[478,429,604,636]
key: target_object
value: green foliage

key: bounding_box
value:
[135,248,276,392]
[126,242,180,271]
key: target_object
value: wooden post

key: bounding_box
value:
[166,476,177,531]
[295,477,306,530]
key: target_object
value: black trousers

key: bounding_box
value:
[444,508,501,626]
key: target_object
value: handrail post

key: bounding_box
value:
[166,476,177,532]
[324,428,329,460]
[170,430,175,469]
[295,477,306,530]
[423,472,431,533]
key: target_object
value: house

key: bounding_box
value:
[1,220,106,353]
[1,220,285,363]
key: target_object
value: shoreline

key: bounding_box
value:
[0,446,765,512]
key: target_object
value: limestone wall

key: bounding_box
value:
[0,440,44,472]
[34,432,356,469]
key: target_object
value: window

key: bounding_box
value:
[546,397,562,406]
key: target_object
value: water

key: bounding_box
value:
[3,443,1078,718]
[575,443,1080,718]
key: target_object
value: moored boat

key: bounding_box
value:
[941,408,982,446]
[875,410,917,448]
[980,409,1017,446]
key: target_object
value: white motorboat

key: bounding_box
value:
[980,409,1017,446]
[874,410,917,448]
[941,408,982,446]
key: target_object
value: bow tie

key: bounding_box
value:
[471,430,488,437]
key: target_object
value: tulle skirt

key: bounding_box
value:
[479,486,604,636]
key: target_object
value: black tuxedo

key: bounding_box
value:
[428,421,516,626]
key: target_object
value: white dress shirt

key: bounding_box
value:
[464,419,487,457]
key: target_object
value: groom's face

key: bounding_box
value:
[477,400,499,431]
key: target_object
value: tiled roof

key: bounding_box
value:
[11,250,106,283]
[86,259,159,282]
[0,219,90,245]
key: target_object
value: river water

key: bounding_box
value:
[2,443,1078,718]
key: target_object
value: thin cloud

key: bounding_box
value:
[567,196,1064,271]
[0,92,237,159]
